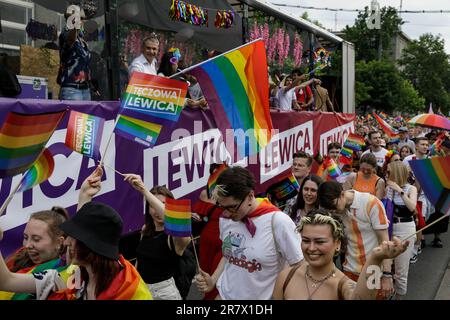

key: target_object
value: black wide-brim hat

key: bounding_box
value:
[60,202,123,260]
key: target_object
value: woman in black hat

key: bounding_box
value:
[0,166,152,300]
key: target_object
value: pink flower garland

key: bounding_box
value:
[277,27,285,66]
[284,32,290,60]
[293,32,303,67]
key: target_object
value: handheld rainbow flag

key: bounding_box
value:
[164,198,192,237]
[0,110,66,178]
[410,156,450,214]
[116,73,188,148]
[373,112,399,140]
[18,148,54,192]
[207,163,228,198]
[367,114,373,121]
[65,110,105,160]
[324,157,342,179]
[429,132,446,156]
[189,39,273,159]
[379,111,388,119]
[266,172,300,203]
[343,133,365,152]
[339,147,353,166]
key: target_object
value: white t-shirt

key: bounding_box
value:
[361,147,388,167]
[217,211,303,300]
[341,191,389,275]
[128,54,157,76]
[276,87,296,111]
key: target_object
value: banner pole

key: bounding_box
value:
[0,175,25,217]
[168,38,264,79]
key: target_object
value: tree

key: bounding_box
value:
[356,60,424,113]
[300,12,325,29]
[343,6,403,62]
[398,33,450,113]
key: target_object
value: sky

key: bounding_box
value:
[270,0,450,53]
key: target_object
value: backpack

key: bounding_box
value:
[0,64,21,97]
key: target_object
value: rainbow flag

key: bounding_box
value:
[373,112,399,139]
[380,111,388,119]
[343,133,365,151]
[339,147,353,166]
[0,110,66,178]
[429,132,446,156]
[266,172,300,203]
[410,156,450,214]
[164,198,192,237]
[324,158,341,179]
[65,110,105,160]
[18,148,54,192]
[116,73,188,148]
[207,163,228,198]
[189,40,273,159]
[367,114,373,121]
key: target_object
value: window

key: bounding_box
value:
[0,0,34,51]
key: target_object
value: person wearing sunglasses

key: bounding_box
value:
[194,166,303,300]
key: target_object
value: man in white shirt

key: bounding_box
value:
[128,34,159,76]
[361,130,388,168]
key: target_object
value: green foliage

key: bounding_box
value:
[398,33,450,113]
[342,6,403,62]
[355,60,424,112]
[300,12,325,29]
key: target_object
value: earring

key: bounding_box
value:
[248,203,252,206]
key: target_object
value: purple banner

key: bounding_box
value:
[0,98,354,257]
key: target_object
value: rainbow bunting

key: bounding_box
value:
[410,156,450,214]
[343,133,365,151]
[116,73,188,148]
[373,113,399,139]
[189,40,273,159]
[207,163,228,198]
[0,110,66,178]
[65,110,105,160]
[164,198,192,237]
[18,148,54,192]
[266,172,299,203]
[324,158,341,179]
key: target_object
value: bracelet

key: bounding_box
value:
[382,271,393,278]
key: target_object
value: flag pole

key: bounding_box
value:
[0,174,26,217]
[404,212,450,242]
[190,235,201,273]
[168,38,264,79]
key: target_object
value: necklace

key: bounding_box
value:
[305,265,336,300]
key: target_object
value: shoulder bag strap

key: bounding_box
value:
[282,263,302,296]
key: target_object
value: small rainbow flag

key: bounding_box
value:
[429,132,446,156]
[18,148,54,192]
[343,133,365,151]
[0,110,66,178]
[65,110,104,160]
[339,147,353,166]
[367,114,373,121]
[380,111,388,119]
[266,172,300,203]
[207,163,228,198]
[164,198,192,237]
[324,157,341,179]
[410,156,450,214]
[373,112,399,139]
[189,40,274,159]
[117,73,188,148]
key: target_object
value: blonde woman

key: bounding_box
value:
[273,209,408,300]
[385,161,417,299]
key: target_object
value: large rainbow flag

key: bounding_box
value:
[116,73,188,148]
[65,110,105,160]
[410,156,450,214]
[164,198,192,237]
[0,110,66,178]
[18,148,54,192]
[189,40,273,159]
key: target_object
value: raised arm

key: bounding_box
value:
[78,165,103,211]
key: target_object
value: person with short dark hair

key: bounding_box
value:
[317,181,394,299]
[194,166,303,300]
[362,130,388,167]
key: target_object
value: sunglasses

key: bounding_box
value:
[216,195,247,213]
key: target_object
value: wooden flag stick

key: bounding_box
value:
[0,175,26,217]
[404,212,450,242]
[190,236,201,273]
[99,161,125,177]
